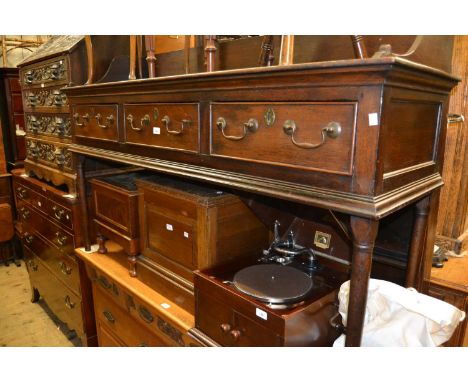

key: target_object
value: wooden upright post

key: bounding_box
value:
[84,36,94,85]
[204,35,217,72]
[351,35,368,59]
[129,35,137,80]
[279,35,294,65]
[145,35,157,78]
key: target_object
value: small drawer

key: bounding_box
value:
[25,137,73,173]
[94,286,165,347]
[25,113,72,139]
[210,102,357,175]
[48,199,73,230]
[124,103,200,153]
[23,86,68,110]
[21,58,68,88]
[73,104,119,142]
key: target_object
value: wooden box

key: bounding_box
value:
[89,173,141,275]
[136,175,269,313]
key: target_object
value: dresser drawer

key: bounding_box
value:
[210,102,357,175]
[73,104,119,142]
[25,137,73,173]
[20,57,68,88]
[14,183,46,211]
[22,230,80,295]
[93,286,166,347]
[196,289,281,347]
[48,198,73,230]
[25,113,72,139]
[23,85,68,111]
[96,320,125,346]
[124,103,200,153]
[24,248,84,335]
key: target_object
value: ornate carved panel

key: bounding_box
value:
[25,114,71,138]
[22,59,67,86]
[24,88,68,109]
[25,138,72,172]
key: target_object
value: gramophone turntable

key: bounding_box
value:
[194,221,348,347]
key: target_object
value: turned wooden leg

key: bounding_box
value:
[406,196,431,288]
[76,156,91,251]
[351,35,368,59]
[129,35,137,80]
[128,254,137,277]
[345,216,379,347]
[97,234,108,254]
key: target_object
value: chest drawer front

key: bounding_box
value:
[14,183,46,211]
[25,137,73,173]
[94,286,166,347]
[23,85,68,111]
[24,248,84,334]
[210,102,357,175]
[48,199,73,230]
[73,105,119,142]
[25,113,72,139]
[21,57,68,88]
[124,103,200,153]
[196,290,281,347]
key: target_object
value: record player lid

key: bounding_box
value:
[232,264,313,305]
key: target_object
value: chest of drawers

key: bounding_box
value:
[76,242,203,347]
[12,169,96,345]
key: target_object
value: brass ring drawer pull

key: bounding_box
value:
[95,113,114,129]
[283,120,342,149]
[126,113,150,132]
[162,115,190,135]
[28,260,38,271]
[216,117,258,141]
[24,233,34,244]
[97,275,111,289]
[103,310,115,323]
[17,187,28,199]
[73,113,89,127]
[55,231,68,246]
[20,208,30,220]
[59,261,72,275]
[64,295,75,309]
[138,306,154,323]
[52,205,66,220]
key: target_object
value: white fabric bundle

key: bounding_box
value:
[333,279,466,346]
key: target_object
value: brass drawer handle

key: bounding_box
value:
[283,120,342,149]
[126,113,150,132]
[54,117,67,137]
[230,329,242,341]
[103,310,115,323]
[220,323,232,333]
[448,114,464,124]
[27,93,38,106]
[162,115,190,135]
[138,306,154,324]
[64,295,75,309]
[52,205,66,220]
[52,90,66,106]
[73,112,89,127]
[24,71,34,84]
[55,231,68,246]
[16,187,28,199]
[20,207,30,220]
[24,232,34,244]
[95,113,114,129]
[28,260,38,272]
[29,116,40,133]
[216,117,258,141]
[49,63,63,80]
[59,261,72,275]
[97,275,111,290]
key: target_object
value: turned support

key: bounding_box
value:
[345,216,379,347]
[129,35,137,80]
[76,156,91,251]
[279,35,294,65]
[406,196,431,288]
[259,35,275,66]
[204,35,217,72]
[97,234,108,254]
[351,35,368,59]
[128,254,137,277]
[145,35,157,78]
[84,35,94,85]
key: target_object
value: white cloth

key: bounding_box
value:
[333,279,466,346]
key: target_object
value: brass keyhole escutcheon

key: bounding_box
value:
[264,108,276,127]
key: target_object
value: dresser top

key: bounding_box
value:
[431,255,468,293]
